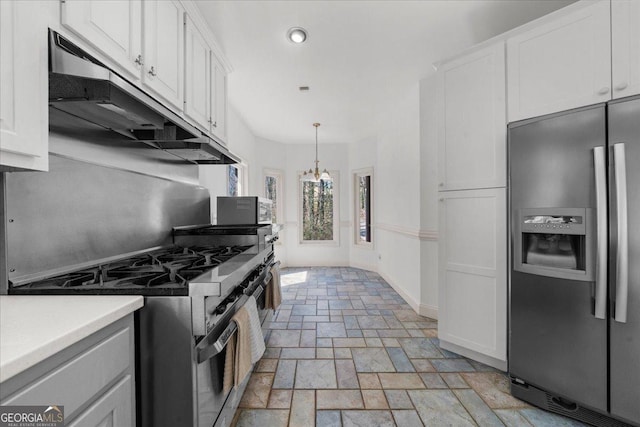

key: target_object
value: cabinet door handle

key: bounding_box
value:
[597,87,610,95]
[134,55,143,66]
[614,83,628,91]
[213,121,217,128]
[148,66,157,77]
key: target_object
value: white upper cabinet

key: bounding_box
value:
[507,0,611,121]
[211,55,228,141]
[437,43,506,191]
[142,0,184,111]
[611,0,640,98]
[61,0,143,81]
[184,15,211,131]
[0,1,48,171]
[184,14,228,142]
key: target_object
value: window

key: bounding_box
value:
[299,172,339,243]
[354,168,373,245]
[228,165,239,196]
[228,164,246,196]
[263,169,283,224]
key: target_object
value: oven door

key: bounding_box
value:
[256,261,277,330]
[194,284,265,427]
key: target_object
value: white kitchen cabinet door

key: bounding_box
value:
[507,0,611,121]
[0,1,48,171]
[61,0,142,81]
[184,15,211,132]
[142,0,184,111]
[612,0,640,99]
[437,43,506,191]
[210,54,228,142]
[438,188,507,366]
[67,376,133,427]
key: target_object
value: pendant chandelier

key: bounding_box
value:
[302,123,331,182]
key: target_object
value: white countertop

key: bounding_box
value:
[0,295,143,383]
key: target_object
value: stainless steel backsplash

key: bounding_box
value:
[4,154,210,286]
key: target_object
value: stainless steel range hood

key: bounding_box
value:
[48,30,239,164]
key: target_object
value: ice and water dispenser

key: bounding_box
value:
[514,208,594,281]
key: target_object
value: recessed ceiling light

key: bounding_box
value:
[287,27,308,44]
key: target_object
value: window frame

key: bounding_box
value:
[298,170,340,246]
[353,167,374,247]
[228,163,247,196]
[263,168,284,226]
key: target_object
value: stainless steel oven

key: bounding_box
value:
[2,153,278,427]
[138,250,274,427]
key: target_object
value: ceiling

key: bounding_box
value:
[195,0,575,145]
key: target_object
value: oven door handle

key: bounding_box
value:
[196,284,265,363]
[197,320,238,364]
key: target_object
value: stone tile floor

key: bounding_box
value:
[232,267,587,426]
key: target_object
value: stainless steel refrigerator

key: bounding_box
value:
[508,95,639,427]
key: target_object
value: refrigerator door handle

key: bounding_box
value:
[593,146,607,320]
[613,143,629,323]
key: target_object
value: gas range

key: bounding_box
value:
[10,244,253,296]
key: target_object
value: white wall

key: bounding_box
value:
[348,136,378,272]
[216,99,435,319]
[253,136,289,263]
[374,85,424,313]
[198,106,261,223]
[282,143,350,267]
[419,75,440,319]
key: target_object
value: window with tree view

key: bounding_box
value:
[301,178,335,241]
[265,175,278,224]
[355,169,372,244]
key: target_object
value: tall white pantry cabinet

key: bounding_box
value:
[436,0,640,370]
[436,43,508,370]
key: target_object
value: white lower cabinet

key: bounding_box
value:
[67,376,133,427]
[438,188,507,368]
[0,316,136,426]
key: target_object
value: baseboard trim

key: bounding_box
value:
[348,261,378,273]
[418,303,438,320]
[377,270,420,313]
[438,339,507,371]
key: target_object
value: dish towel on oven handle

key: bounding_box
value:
[245,295,266,363]
[266,262,282,310]
[222,295,266,394]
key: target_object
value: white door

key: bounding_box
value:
[438,188,507,364]
[0,1,48,171]
[507,0,611,121]
[210,54,227,141]
[61,0,142,81]
[142,0,184,111]
[437,43,506,191]
[611,0,640,99]
[184,16,210,132]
